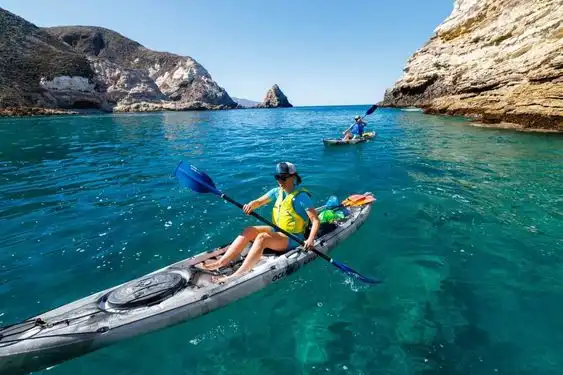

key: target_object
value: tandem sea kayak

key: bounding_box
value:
[0,196,374,374]
[322,131,376,146]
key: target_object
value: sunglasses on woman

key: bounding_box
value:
[274,174,292,181]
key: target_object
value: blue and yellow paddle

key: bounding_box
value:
[174,161,381,284]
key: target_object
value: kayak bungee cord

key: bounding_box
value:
[0,278,184,346]
[0,312,106,346]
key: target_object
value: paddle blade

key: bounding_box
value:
[332,260,382,284]
[365,104,378,116]
[174,161,220,195]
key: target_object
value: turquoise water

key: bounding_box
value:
[1,106,563,375]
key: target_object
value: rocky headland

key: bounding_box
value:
[380,0,562,132]
[0,8,239,117]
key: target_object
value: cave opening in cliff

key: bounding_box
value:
[68,101,100,109]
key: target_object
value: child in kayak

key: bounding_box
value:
[201,162,320,283]
[342,115,367,140]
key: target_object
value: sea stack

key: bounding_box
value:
[257,84,293,108]
[379,0,563,131]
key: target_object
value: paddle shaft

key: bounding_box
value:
[220,194,333,262]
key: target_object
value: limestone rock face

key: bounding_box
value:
[113,100,236,113]
[257,84,293,108]
[89,57,165,105]
[47,26,237,109]
[0,8,103,110]
[380,0,563,131]
[37,75,109,110]
[46,26,238,111]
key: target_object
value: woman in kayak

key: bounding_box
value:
[201,162,320,283]
[342,115,367,140]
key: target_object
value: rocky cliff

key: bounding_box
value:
[0,7,104,112]
[380,0,563,131]
[0,8,237,116]
[257,84,293,108]
[46,26,238,111]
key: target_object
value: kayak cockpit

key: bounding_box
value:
[100,271,190,310]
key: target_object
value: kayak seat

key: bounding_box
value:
[190,257,244,276]
[263,248,288,256]
[262,223,340,257]
[318,222,338,236]
[304,222,338,239]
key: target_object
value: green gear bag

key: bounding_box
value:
[319,209,345,224]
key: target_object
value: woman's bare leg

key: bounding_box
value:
[213,231,289,283]
[201,226,272,270]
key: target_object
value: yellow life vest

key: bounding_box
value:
[272,187,311,234]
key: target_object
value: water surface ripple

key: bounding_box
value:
[1,107,562,375]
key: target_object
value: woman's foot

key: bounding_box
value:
[195,259,224,271]
[211,275,231,284]
[211,270,248,284]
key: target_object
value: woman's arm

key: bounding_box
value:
[303,208,320,249]
[243,193,271,214]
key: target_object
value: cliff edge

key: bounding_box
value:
[380,0,562,131]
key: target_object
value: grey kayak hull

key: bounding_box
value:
[323,132,376,145]
[0,202,372,374]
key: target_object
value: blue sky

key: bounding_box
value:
[2,0,453,106]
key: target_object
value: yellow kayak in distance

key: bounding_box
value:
[322,132,376,146]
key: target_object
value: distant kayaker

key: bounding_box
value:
[201,162,320,283]
[342,115,367,140]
